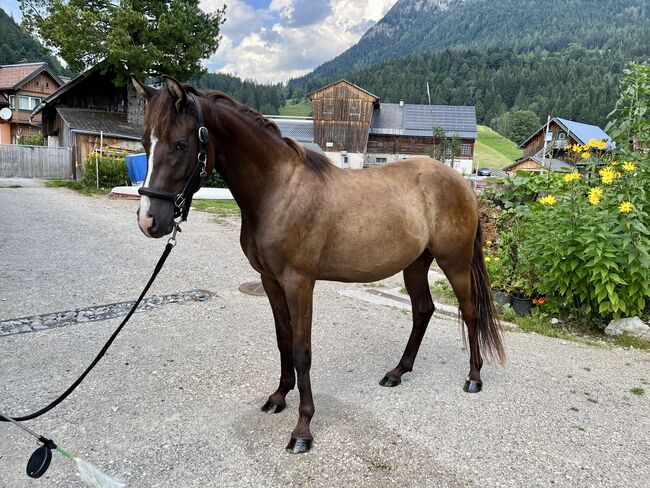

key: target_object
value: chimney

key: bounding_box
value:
[399,99,404,107]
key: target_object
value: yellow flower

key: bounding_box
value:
[539,195,557,206]
[588,187,602,205]
[581,151,591,159]
[563,172,581,182]
[584,139,607,150]
[599,166,621,185]
[622,161,637,172]
[610,160,618,166]
[484,256,492,262]
[619,201,634,213]
[494,257,501,261]
[486,240,493,245]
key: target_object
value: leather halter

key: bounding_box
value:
[138,92,209,222]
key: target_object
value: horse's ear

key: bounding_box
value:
[162,75,187,111]
[130,75,155,101]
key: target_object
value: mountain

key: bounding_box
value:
[296,0,649,84]
[0,8,70,74]
[285,0,648,129]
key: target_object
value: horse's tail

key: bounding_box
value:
[470,223,506,365]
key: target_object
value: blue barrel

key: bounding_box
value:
[125,153,147,184]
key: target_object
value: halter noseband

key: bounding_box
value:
[138,92,209,222]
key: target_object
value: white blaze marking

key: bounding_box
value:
[138,133,158,235]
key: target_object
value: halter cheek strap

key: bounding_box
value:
[138,92,209,222]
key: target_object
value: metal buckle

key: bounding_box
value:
[198,126,208,143]
[167,221,181,247]
[174,194,185,211]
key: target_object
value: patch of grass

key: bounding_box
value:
[583,367,592,372]
[192,199,240,218]
[570,406,580,412]
[46,179,108,195]
[474,125,522,169]
[630,387,645,396]
[363,282,386,288]
[610,333,650,350]
[576,426,586,432]
[279,99,312,117]
[0,184,22,188]
[430,280,458,305]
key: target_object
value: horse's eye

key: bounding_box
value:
[175,141,187,152]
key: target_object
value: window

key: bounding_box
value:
[376,157,387,163]
[350,100,361,119]
[35,79,40,87]
[8,95,15,108]
[444,147,453,156]
[460,143,472,156]
[45,82,49,88]
[324,99,334,116]
[377,141,384,148]
[557,132,566,140]
[18,95,41,111]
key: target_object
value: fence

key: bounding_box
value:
[0,144,73,179]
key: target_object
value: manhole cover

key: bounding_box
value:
[239,281,266,296]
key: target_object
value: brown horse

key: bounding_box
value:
[131,76,505,454]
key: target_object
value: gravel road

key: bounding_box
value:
[1,187,649,488]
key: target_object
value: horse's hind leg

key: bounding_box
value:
[436,256,483,393]
[260,275,295,414]
[380,250,435,387]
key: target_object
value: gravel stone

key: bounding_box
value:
[1,187,649,488]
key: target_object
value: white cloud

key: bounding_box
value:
[203,0,399,84]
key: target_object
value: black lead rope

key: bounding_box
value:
[0,239,175,424]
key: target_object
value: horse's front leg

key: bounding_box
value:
[261,275,294,414]
[282,272,315,454]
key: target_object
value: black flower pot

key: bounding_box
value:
[492,289,512,309]
[512,296,532,316]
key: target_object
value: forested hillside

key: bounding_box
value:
[290,45,624,127]
[297,0,648,84]
[192,72,283,115]
[0,8,68,73]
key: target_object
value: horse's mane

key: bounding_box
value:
[148,85,333,179]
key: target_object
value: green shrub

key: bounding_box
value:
[17,133,44,146]
[81,151,130,189]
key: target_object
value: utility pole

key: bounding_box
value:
[541,115,551,170]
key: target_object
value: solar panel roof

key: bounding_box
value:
[371,103,477,139]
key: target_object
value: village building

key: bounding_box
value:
[31,63,145,174]
[0,61,65,144]
[304,79,478,171]
[504,117,613,174]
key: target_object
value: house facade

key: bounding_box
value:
[304,80,477,171]
[32,63,144,173]
[504,117,613,174]
[0,62,64,144]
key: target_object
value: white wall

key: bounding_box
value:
[366,152,474,174]
[325,151,365,170]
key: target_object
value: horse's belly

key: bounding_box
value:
[317,217,427,282]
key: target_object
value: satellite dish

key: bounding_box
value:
[0,107,12,121]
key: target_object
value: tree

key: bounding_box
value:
[509,110,540,145]
[20,0,226,84]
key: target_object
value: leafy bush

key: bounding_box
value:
[483,64,650,321]
[81,151,130,189]
[17,133,44,146]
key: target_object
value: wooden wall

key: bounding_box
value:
[367,134,475,158]
[310,81,376,153]
[56,70,127,113]
[522,120,578,157]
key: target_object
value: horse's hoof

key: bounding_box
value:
[261,400,285,414]
[463,379,483,393]
[379,375,401,387]
[286,436,313,454]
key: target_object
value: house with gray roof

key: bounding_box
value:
[504,116,613,174]
[307,79,477,171]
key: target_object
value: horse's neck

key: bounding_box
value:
[209,107,296,218]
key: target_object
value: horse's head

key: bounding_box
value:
[131,75,212,238]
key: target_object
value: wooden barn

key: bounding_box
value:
[307,79,477,171]
[31,63,144,174]
[505,117,613,174]
[308,80,378,154]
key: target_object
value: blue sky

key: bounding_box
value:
[1,0,398,83]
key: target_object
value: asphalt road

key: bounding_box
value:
[1,187,649,488]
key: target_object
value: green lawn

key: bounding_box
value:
[279,99,312,117]
[474,125,522,169]
[191,199,240,217]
